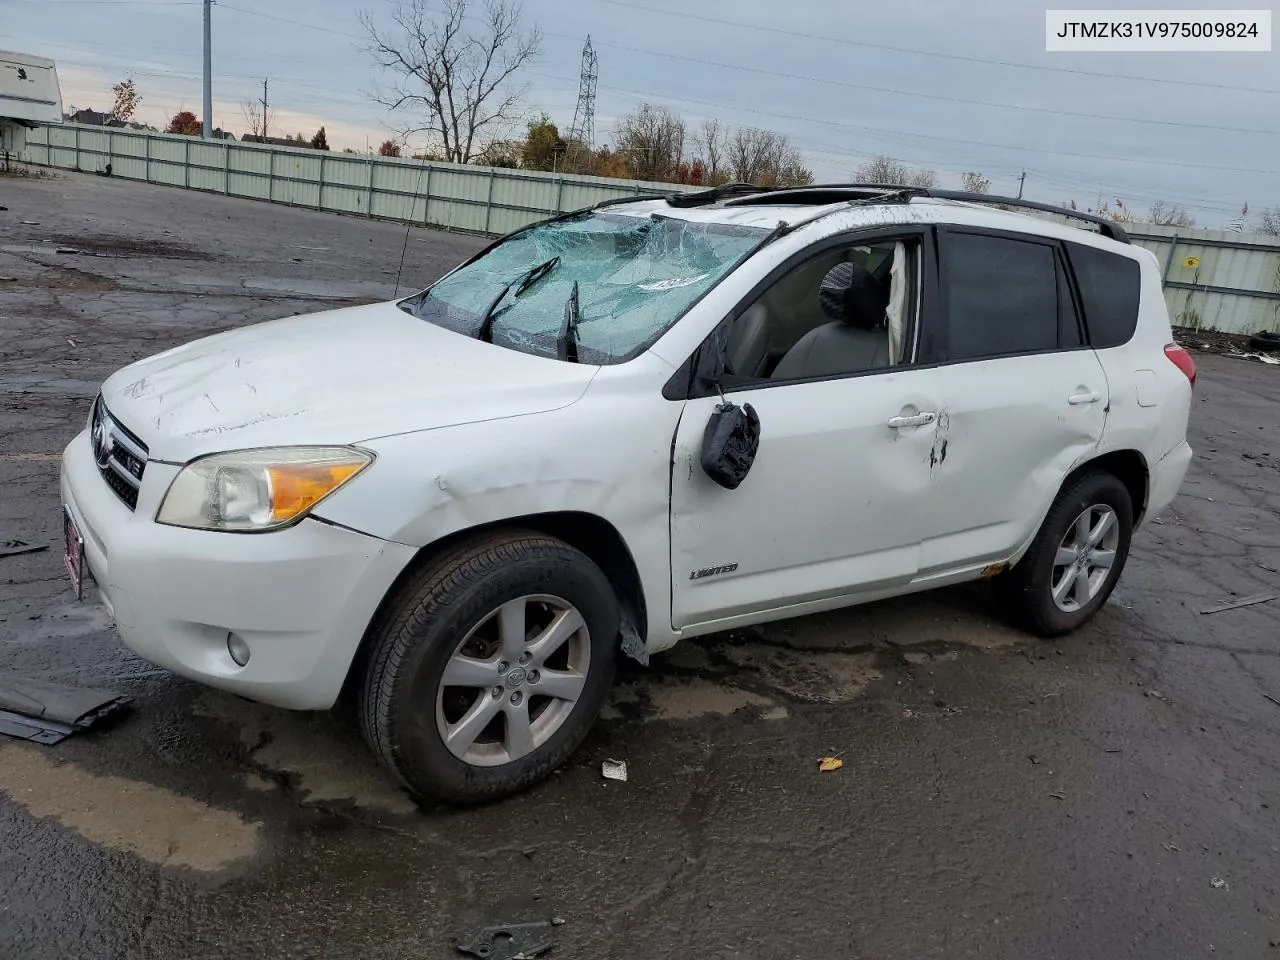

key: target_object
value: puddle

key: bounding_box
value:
[193,692,416,815]
[647,680,786,720]
[0,374,102,398]
[722,645,882,703]
[44,234,211,261]
[239,277,388,300]
[0,744,261,871]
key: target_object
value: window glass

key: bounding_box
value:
[1066,242,1142,348]
[945,233,1058,360]
[399,212,767,364]
[711,240,916,385]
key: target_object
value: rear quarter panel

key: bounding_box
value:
[1090,246,1193,512]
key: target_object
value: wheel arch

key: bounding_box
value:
[342,510,649,703]
[1071,448,1150,525]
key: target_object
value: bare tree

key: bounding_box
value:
[361,0,541,164]
[696,118,727,184]
[1149,200,1196,228]
[1258,207,1280,236]
[615,103,685,182]
[960,170,991,194]
[722,126,812,186]
[241,97,275,139]
[853,155,937,188]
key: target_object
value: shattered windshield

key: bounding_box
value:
[399,211,768,363]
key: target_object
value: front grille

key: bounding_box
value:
[91,398,149,511]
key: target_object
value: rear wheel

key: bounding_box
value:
[999,470,1133,637]
[359,530,620,805]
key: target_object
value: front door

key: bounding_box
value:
[668,231,940,630]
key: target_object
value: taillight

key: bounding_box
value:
[1164,342,1196,387]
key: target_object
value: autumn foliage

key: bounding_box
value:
[165,111,201,136]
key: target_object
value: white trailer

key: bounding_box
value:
[1,51,63,160]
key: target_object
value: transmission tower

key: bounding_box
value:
[566,36,597,170]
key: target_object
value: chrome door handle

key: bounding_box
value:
[1068,391,1102,405]
[887,412,936,428]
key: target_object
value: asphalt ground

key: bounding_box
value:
[2,171,1279,960]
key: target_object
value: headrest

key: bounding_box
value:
[819,261,890,330]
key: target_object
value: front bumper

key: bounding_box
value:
[60,429,417,709]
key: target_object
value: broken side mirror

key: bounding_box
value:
[700,399,760,490]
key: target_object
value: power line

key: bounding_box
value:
[216,4,363,40]
[542,32,1280,138]
[8,0,197,4]
[527,70,1280,177]
[593,0,1280,96]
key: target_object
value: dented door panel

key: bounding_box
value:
[669,370,941,630]
[913,350,1109,575]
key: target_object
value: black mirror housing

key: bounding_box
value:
[700,401,760,490]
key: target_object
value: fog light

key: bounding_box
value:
[227,632,251,667]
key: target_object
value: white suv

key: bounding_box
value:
[60,184,1195,804]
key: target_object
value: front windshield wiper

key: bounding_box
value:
[557,280,581,363]
[476,256,561,343]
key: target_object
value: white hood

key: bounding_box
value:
[100,301,597,463]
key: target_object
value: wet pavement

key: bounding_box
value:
[2,172,1279,959]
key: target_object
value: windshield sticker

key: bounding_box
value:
[637,274,710,292]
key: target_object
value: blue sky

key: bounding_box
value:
[5,0,1278,225]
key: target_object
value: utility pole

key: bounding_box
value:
[1016,170,1026,200]
[202,0,212,139]
[259,78,268,141]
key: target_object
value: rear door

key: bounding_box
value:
[914,228,1110,575]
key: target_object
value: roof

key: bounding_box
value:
[599,184,1133,252]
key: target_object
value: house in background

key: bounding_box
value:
[67,107,108,125]
[240,133,303,147]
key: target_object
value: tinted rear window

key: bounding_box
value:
[945,233,1059,360]
[1066,243,1141,348]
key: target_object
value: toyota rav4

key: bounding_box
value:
[60,184,1195,804]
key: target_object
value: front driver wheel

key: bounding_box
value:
[1000,470,1133,637]
[359,530,620,805]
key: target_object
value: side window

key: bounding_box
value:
[713,238,920,386]
[1065,242,1142,348]
[944,232,1061,361]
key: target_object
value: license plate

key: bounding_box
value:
[63,507,85,601]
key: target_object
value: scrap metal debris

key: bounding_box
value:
[0,672,132,745]
[1200,593,1278,615]
[454,898,554,960]
[0,539,49,559]
[1225,351,1280,365]
[601,758,628,782]
[1210,877,1229,890]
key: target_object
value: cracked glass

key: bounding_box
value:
[399,211,769,363]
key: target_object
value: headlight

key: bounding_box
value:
[156,446,373,532]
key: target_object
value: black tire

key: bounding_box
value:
[998,470,1133,638]
[1248,330,1280,353]
[359,529,620,805]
